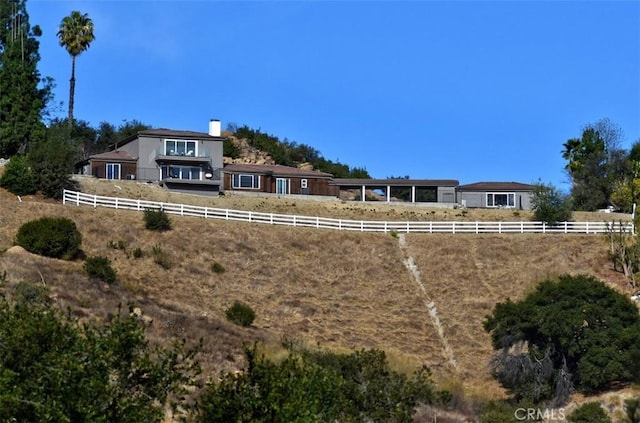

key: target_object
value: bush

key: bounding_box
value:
[15,217,82,260]
[225,301,255,327]
[0,156,36,196]
[211,262,225,274]
[84,256,117,284]
[196,344,444,423]
[485,274,640,405]
[568,402,611,423]
[0,298,201,422]
[27,129,79,199]
[223,137,241,158]
[531,182,572,225]
[144,208,172,231]
[152,244,171,269]
[132,247,143,259]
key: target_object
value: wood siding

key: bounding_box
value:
[90,160,137,179]
[224,173,337,196]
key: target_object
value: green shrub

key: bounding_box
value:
[211,262,225,274]
[485,274,640,405]
[223,137,241,158]
[132,247,143,259]
[568,402,611,423]
[144,208,172,231]
[531,182,572,225]
[15,217,82,260]
[225,301,255,327]
[152,244,171,269]
[107,240,126,250]
[624,398,640,423]
[196,344,444,423]
[84,256,117,284]
[13,282,50,305]
[0,156,36,196]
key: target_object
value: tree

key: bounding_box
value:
[0,154,36,195]
[484,274,640,406]
[116,119,152,141]
[0,289,201,423]
[562,119,628,211]
[196,344,444,423]
[57,10,95,124]
[95,121,118,153]
[0,0,51,157]
[567,402,612,423]
[623,397,640,423]
[530,182,572,225]
[27,124,80,198]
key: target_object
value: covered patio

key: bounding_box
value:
[330,178,459,204]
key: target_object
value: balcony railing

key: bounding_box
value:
[119,167,222,183]
[155,147,211,160]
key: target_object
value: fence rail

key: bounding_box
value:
[62,190,634,235]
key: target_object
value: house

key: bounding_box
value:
[88,120,224,196]
[223,163,336,196]
[456,181,534,209]
[330,178,459,204]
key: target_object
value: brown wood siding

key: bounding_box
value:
[224,172,337,196]
[90,160,137,179]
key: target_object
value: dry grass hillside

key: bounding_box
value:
[1,180,638,419]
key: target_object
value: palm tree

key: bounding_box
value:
[57,11,95,124]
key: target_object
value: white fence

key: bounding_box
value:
[62,190,634,235]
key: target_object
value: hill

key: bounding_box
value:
[0,180,637,419]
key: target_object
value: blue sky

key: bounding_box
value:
[30,0,640,188]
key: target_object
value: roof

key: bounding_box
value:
[457,181,534,191]
[89,150,137,161]
[137,128,221,139]
[114,128,223,149]
[223,163,333,178]
[330,178,459,187]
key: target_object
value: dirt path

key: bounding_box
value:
[398,234,459,373]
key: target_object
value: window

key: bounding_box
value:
[232,173,259,189]
[486,192,515,208]
[106,163,120,180]
[165,139,196,156]
[301,179,308,189]
[161,165,201,180]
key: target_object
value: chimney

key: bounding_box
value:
[208,119,221,137]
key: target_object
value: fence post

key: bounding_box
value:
[63,190,67,205]
[249,211,252,222]
[181,204,184,216]
[270,213,273,225]
[521,221,524,234]
[316,217,319,229]
[94,194,97,208]
[225,209,229,220]
[76,191,80,206]
[339,219,342,230]
[452,221,455,234]
[429,221,433,234]
[361,220,364,232]
[406,221,409,233]
[476,221,479,234]
[115,197,119,209]
[564,221,568,234]
[498,221,502,234]
[137,199,141,211]
[293,215,296,227]
[542,222,546,234]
